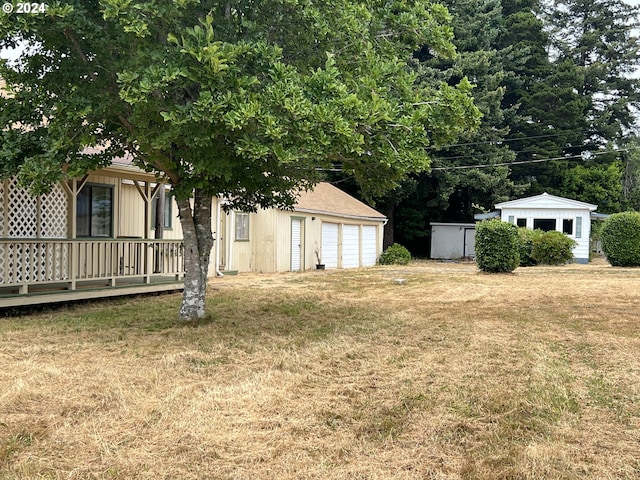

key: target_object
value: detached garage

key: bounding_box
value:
[218,182,387,273]
[303,183,387,269]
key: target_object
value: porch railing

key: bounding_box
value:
[0,238,184,294]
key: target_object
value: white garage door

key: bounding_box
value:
[321,223,339,268]
[342,225,360,268]
[361,226,377,267]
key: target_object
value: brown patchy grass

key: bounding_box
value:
[1,260,639,479]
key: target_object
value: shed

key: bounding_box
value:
[430,222,476,260]
[495,193,597,263]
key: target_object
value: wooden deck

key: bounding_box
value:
[0,238,185,308]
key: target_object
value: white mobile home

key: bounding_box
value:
[495,193,597,263]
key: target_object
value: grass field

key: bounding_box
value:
[1,260,639,479]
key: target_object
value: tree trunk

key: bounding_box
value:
[383,201,395,250]
[176,188,214,321]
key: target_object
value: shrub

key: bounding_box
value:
[601,211,640,266]
[531,230,576,265]
[517,228,544,267]
[475,219,519,273]
[378,243,411,265]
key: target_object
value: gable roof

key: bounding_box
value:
[294,182,386,221]
[495,192,597,211]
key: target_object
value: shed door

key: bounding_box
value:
[321,223,339,268]
[361,226,377,267]
[464,228,476,258]
[342,225,360,268]
[291,218,303,272]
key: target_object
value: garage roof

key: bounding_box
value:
[295,182,386,222]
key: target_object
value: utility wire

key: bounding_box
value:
[426,130,587,150]
[431,150,622,171]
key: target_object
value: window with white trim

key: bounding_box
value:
[77,184,113,237]
[235,212,249,241]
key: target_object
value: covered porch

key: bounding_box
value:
[0,163,186,308]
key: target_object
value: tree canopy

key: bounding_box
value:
[1,0,481,318]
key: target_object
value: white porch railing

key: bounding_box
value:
[0,238,184,295]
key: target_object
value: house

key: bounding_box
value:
[0,159,186,308]
[0,160,385,307]
[429,222,476,260]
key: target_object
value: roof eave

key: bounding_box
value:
[293,207,386,223]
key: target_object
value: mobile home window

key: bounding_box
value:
[76,184,113,237]
[235,212,249,241]
[563,219,573,235]
[533,218,556,232]
[516,218,527,228]
[576,217,582,238]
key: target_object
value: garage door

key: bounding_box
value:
[342,225,360,268]
[321,223,338,268]
[361,226,377,267]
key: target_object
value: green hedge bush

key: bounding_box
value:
[531,230,576,265]
[601,211,640,266]
[517,228,543,267]
[475,219,519,273]
[378,243,411,265]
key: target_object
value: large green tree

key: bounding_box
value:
[371,0,526,254]
[506,0,640,204]
[0,1,480,319]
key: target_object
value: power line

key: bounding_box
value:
[431,150,622,171]
[427,130,586,150]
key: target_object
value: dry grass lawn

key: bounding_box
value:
[1,260,639,479]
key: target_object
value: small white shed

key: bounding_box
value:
[495,193,597,263]
[430,222,476,260]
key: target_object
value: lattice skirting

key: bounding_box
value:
[0,243,70,284]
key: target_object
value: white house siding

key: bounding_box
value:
[500,207,591,262]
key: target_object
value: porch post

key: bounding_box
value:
[67,178,79,291]
[144,181,152,284]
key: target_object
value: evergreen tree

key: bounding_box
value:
[381,0,528,255]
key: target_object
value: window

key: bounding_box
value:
[516,218,527,228]
[508,215,515,224]
[576,216,582,239]
[152,189,173,229]
[563,219,573,235]
[77,184,113,237]
[235,212,249,241]
[533,218,556,232]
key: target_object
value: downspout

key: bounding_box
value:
[215,197,224,277]
[228,210,234,271]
